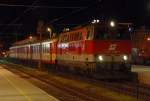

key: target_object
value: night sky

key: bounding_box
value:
[0,0,149,50]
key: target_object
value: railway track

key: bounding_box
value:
[1,60,150,101]
[0,62,113,101]
[60,72,150,101]
[85,77,150,101]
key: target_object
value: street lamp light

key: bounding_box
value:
[29,35,33,40]
[47,27,51,32]
[47,27,52,38]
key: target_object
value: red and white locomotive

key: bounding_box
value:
[57,21,132,73]
[9,21,132,76]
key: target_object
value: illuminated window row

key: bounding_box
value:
[60,32,83,42]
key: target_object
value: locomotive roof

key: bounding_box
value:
[61,22,133,34]
[61,24,92,33]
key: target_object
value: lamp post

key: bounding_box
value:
[38,31,42,70]
[47,27,52,39]
[29,35,32,66]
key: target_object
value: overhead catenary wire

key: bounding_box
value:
[10,0,39,24]
[50,7,87,23]
[0,3,87,9]
[2,0,102,32]
[49,0,103,24]
[2,0,39,33]
[2,0,40,41]
[2,1,87,31]
[0,24,22,26]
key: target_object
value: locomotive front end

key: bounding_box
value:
[92,21,132,72]
[94,40,131,72]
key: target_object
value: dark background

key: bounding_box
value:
[0,0,149,49]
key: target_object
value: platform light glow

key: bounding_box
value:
[29,36,33,39]
[147,37,150,41]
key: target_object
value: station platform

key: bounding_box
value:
[0,66,59,101]
[132,65,150,85]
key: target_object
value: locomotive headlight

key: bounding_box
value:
[123,55,128,61]
[98,55,103,61]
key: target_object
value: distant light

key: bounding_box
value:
[63,28,70,31]
[110,21,115,27]
[128,27,132,32]
[2,52,5,55]
[147,37,150,41]
[29,36,33,39]
[129,27,132,32]
[91,19,99,24]
[96,20,100,23]
[91,19,96,24]
[94,19,97,22]
[65,28,70,31]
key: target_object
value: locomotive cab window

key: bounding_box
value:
[111,26,131,40]
[94,25,131,40]
[86,31,93,40]
[94,26,108,40]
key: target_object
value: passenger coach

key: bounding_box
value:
[9,39,57,65]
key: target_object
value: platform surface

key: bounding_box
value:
[132,65,150,72]
[132,65,150,85]
[0,66,59,101]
